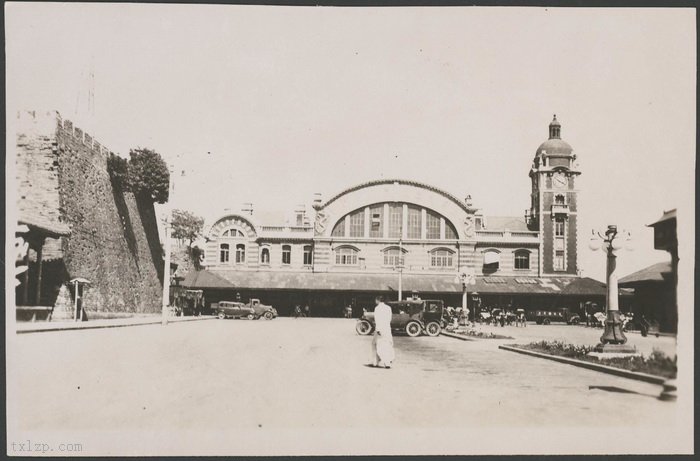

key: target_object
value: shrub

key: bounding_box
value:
[519,341,676,379]
[127,148,170,203]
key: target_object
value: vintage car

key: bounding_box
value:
[249,298,278,320]
[355,298,444,337]
[532,308,581,325]
[215,301,257,320]
[215,299,278,320]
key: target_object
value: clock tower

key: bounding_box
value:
[526,115,581,276]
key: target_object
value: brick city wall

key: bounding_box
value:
[16,111,163,313]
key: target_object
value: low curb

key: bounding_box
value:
[16,315,216,334]
[498,344,667,385]
[440,331,474,341]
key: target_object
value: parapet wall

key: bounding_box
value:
[16,111,163,313]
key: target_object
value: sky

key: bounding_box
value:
[5,4,696,282]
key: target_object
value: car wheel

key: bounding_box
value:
[247,313,255,320]
[425,321,441,337]
[264,311,274,320]
[405,321,422,337]
[543,318,551,325]
[217,312,226,320]
[355,320,373,335]
[570,318,580,325]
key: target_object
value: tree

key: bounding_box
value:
[172,209,206,272]
[127,148,170,203]
[171,209,204,246]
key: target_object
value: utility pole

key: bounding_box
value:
[161,164,175,326]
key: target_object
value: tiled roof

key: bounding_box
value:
[619,261,672,285]
[183,270,607,296]
[18,214,71,238]
[483,216,529,232]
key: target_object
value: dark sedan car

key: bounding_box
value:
[216,301,256,320]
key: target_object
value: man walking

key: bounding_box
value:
[370,296,394,368]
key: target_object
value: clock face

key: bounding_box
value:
[553,173,567,189]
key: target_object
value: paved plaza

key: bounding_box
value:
[8,318,688,455]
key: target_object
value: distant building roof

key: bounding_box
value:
[483,216,530,232]
[619,261,672,285]
[647,209,676,227]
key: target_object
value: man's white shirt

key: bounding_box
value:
[374,302,392,335]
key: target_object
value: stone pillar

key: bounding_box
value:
[34,236,46,306]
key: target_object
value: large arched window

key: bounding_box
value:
[514,250,530,270]
[430,248,454,267]
[222,228,245,237]
[260,247,270,265]
[331,217,345,237]
[388,204,402,238]
[348,209,365,237]
[406,205,422,239]
[335,246,358,266]
[220,243,230,263]
[426,210,441,239]
[445,222,458,239]
[235,244,246,264]
[383,247,406,266]
[282,245,292,265]
[330,202,459,240]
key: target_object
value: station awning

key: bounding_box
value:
[183,269,610,297]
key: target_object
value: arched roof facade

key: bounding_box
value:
[208,214,259,240]
[315,179,474,240]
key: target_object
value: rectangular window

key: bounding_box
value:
[555,218,565,237]
[220,244,229,263]
[514,252,530,270]
[303,246,312,265]
[235,244,245,264]
[407,206,421,239]
[388,204,402,239]
[282,245,291,265]
[426,212,441,239]
[369,206,383,238]
[554,251,565,271]
[349,210,365,238]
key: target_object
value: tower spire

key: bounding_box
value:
[549,114,561,139]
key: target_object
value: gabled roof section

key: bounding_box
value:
[182,269,235,289]
[619,261,672,285]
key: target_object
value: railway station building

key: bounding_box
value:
[183,116,607,317]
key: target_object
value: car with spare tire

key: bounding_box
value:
[355,298,444,337]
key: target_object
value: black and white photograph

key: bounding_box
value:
[5,2,695,456]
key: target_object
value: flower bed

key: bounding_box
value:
[517,340,677,379]
[446,326,514,340]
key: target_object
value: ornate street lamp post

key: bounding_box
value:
[456,269,476,322]
[588,225,635,353]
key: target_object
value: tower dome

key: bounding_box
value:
[535,114,573,157]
